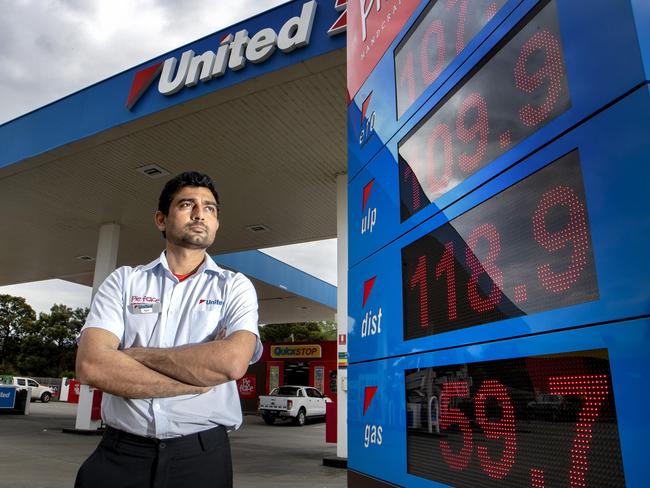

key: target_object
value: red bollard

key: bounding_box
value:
[326,400,337,443]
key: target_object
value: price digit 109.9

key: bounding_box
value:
[438,375,610,487]
[403,24,565,208]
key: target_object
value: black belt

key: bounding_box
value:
[103,425,227,451]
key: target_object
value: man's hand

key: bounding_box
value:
[76,328,212,398]
[122,330,258,387]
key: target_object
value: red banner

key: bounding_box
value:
[347,0,421,100]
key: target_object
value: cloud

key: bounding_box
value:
[0,0,287,124]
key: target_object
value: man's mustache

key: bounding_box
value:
[187,223,207,231]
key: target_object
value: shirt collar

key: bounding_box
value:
[142,251,226,278]
[202,254,227,277]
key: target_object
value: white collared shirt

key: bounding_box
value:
[81,251,262,438]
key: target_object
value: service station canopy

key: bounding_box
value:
[0,0,345,322]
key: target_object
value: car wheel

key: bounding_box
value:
[294,408,306,426]
[41,392,52,403]
[263,415,275,425]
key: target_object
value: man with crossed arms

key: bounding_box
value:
[75,171,261,487]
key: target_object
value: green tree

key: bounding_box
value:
[319,320,337,341]
[18,304,88,377]
[260,320,337,342]
[0,294,36,373]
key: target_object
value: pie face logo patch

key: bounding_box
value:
[129,295,162,314]
[131,295,160,303]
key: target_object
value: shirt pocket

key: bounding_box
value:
[189,309,224,343]
[123,312,161,348]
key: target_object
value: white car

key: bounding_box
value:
[258,385,331,426]
[9,377,55,403]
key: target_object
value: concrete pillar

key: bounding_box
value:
[76,222,120,431]
[92,223,121,297]
[336,173,348,459]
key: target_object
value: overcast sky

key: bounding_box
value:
[0,0,337,313]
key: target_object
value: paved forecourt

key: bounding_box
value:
[0,402,345,488]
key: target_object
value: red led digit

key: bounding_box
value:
[533,185,589,292]
[439,381,473,470]
[446,0,469,54]
[435,242,457,320]
[426,123,454,197]
[499,129,512,149]
[411,172,422,211]
[466,223,503,312]
[485,2,498,21]
[549,375,610,488]
[410,255,429,328]
[397,50,417,107]
[514,30,565,127]
[420,19,446,84]
[513,284,527,303]
[402,164,422,213]
[457,91,489,173]
[474,380,517,479]
[531,469,545,488]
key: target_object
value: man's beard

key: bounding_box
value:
[169,225,214,250]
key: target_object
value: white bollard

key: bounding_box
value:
[75,385,102,431]
[59,377,70,402]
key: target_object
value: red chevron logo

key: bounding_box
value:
[126,62,163,110]
[363,386,378,415]
[363,276,376,307]
[362,179,375,211]
[328,0,347,36]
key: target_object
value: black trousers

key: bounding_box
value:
[75,426,232,488]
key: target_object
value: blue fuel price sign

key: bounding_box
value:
[401,150,598,340]
[405,349,625,487]
[399,0,570,221]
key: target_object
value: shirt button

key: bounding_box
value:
[154,404,160,411]
[159,442,166,449]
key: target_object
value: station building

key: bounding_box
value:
[0,0,350,455]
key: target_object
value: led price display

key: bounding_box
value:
[405,349,625,487]
[399,0,570,222]
[401,150,597,340]
[395,0,507,117]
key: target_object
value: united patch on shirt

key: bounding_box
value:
[197,298,224,309]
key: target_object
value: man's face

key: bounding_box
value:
[155,186,219,250]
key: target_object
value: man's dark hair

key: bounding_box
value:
[158,171,220,216]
